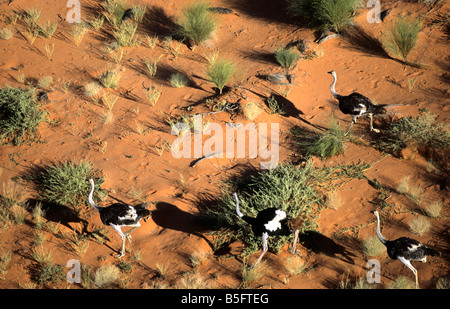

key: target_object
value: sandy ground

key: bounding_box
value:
[0,0,448,289]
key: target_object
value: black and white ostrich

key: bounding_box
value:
[373,210,441,289]
[327,70,388,135]
[233,192,301,266]
[88,179,151,258]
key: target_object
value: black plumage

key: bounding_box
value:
[233,192,300,266]
[373,210,441,288]
[328,70,387,135]
[88,179,151,258]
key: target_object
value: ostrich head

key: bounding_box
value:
[327,70,336,76]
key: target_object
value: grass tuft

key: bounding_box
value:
[177,1,217,49]
[384,16,421,63]
[206,58,235,94]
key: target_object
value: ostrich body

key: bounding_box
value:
[233,192,300,266]
[373,210,441,288]
[328,70,387,135]
[88,179,151,258]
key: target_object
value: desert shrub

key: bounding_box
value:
[274,46,299,69]
[177,1,217,49]
[376,112,450,155]
[27,161,104,210]
[206,58,235,94]
[384,16,421,63]
[34,263,65,287]
[205,162,369,257]
[287,0,362,33]
[0,87,46,145]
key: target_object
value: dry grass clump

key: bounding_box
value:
[361,235,385,257]
[99,67,122,89]
[408,215,431,235]
[94,264,121,288]
[424,201,443,218]
[242,101,264,121]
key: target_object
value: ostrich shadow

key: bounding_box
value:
[151,202,215,250]
[299,231,356,265]
[24,198,89,234]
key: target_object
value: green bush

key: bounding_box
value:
[376,112,450,154]
[274,46,299,69]
[384,16,421,63]
[28,161,104,209]
[34,263,65,287]
[288,0,361,33]
[205,162,368,257]
[177,1,217,49]
[206,58,235,94]
[0,87,46,145]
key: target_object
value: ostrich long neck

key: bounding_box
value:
[375,213,387,244]
[88,180,100,212]
[330,73,340,99]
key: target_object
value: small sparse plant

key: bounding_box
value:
[32,202,46,230]
[145,34,158,49]
[242,261,267,287]
[408,215,431,235]
[102,93,118,110]
[143,57,160,77]
[44,42,55,60]
[397,176,424,206]
[384,16,421,63]
[89,15,105,31]
[143,84,162,106]
[266,95,285,115]
[362,235,385,257]
[206,58,235,94]
[242,101,264,121]
[274,46,299,70]
[68,23,87,46]
[40,20,57,38]
[424,201,443,218]
[94,264,121,288]
[37,76,53,89]
[189,251,209,268]
[177,1,217,49]
[99,67,122,89]
[169,72,189,88]
[113,21,141,47]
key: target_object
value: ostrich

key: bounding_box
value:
[373,210,441,289]
[233,192,301,266]
[327,70,388,135]
[88,179,151,258]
